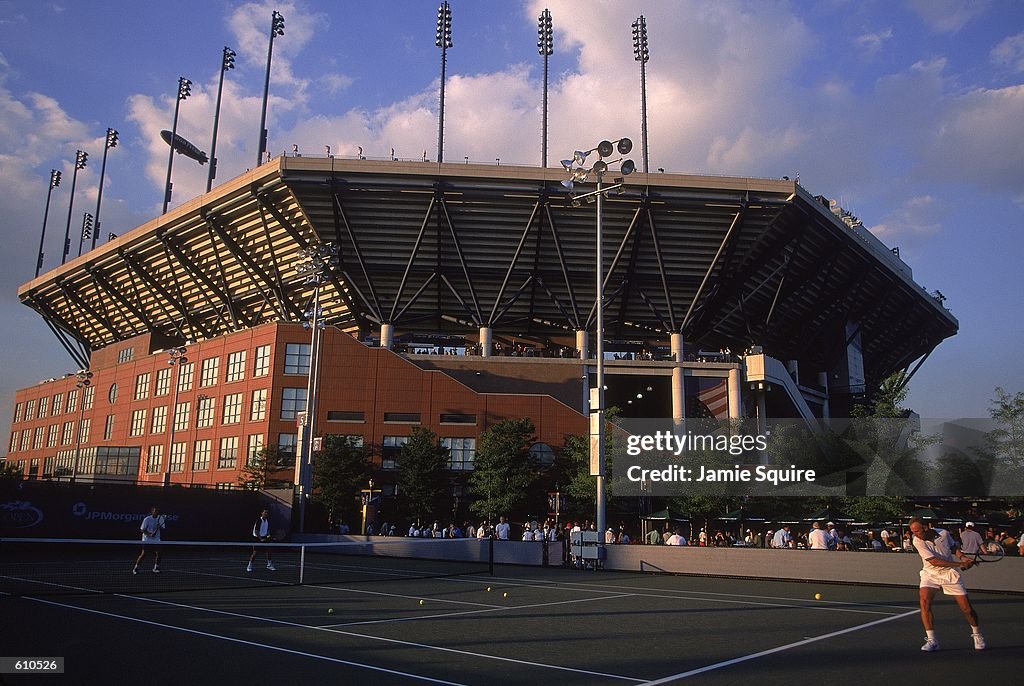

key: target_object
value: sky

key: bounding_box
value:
[1,0,1023,453]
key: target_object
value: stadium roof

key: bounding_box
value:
[19,156,957,389]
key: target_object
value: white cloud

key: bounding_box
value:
[871,195,943,241]
[905,0,989,33]
[991,32,1024,72]
[855,28,894,56]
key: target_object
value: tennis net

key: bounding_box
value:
[0,537,493,596]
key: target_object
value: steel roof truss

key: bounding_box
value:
[121,250,211,339]
[646,208,676,331]
[438,198,482,324]
[393,272,438,324]
[163,233,249,330]
[57,281,121,341]
[332,193,383,321]
[489,201,540,326]
[391,195,436,322]
[85,266,159,335]
[492,275,535,326]
[439,272,480,325]
[543,204,580,328]
[681,205,745,333]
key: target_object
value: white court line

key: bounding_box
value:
[639,609,921,684]
[115,593,646,683]
[303,583,505,609]
[1,575,103,594]
[323,593,635,628]
[23,595,468,686]
[454,574,910,613]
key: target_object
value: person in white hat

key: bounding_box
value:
[825,522,838,550]
[959,521,984,556]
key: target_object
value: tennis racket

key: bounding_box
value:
[967,540,1004,565]
[157,514,167,532]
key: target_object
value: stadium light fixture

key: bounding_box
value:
[60,150,89,265]
[632,15,651,173]
[35,169,62,278]
[435,2,453,163]
[77,212,93,258]
[257,11,285,166]
[207,46,236,192]
[561,138,636,547]
[538,8,553,167]
[92,128,118,251]
[162,77,192,214]
[164,346,188,487]
[69,369,93,484]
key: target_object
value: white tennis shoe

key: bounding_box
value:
[246,562,253,573]
[266,562,276,571]
[921,638,940,652]
[973,634,986,650]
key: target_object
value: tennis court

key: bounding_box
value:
[1,539,1022,685]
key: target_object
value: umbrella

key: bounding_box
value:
[642,508,689,522]
[802,508,856,523]
[904,508,946,522]
[717,509,766,539]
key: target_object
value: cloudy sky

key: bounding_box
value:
[1,0,1023,449]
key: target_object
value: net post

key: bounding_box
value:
[488,536,494,576]
[299,544,306,585]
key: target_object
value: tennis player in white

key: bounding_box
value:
[908,516,985,651]
[133,506,164,574]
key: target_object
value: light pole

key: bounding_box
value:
[61,150,88,265]
[257,11,285,166]
[294,242,338,532]
[561,139,636,547]
[163,77,192,214]
[164,346,188,486]
[77,212,93,258]
[70,369,93,483]
[208,47,236,192]
[435,1,452,163]
[632,16,651,174]
[92,128,118,250]
[538,9,553,168]
[361,479,381,536]
[35,169,61,278]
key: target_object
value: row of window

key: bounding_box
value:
[12,387,95,424]
[143,434,265,473]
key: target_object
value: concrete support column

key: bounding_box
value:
[670,333,685,427]
[380,323,393,350]
[575,329,588,360]
[478,326,492,358]
[727,368,742,419]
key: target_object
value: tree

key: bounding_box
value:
[979,387,1024,493]
[396,427,451,525]
[311,435,373,526]
[0,459,22,480]
[468,418,536,521]
[237,445,287,491]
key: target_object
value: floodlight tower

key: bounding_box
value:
[561,139,636,546]
[92,127,118,250]
[632,15,650,174]
[77,212,93,257]
[35,169,61,277]
[162,77,192,214]
[70,369,93,483]
[257,11,285,166]
[60,150,88,265]
[436,1,452,163]
[207,47,236,192]
[164,346,189,486]
[538,9,553,168]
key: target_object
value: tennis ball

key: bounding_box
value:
[327,608,334,614]
[814,593,822,600]
[419,599,425,605]
[486,587,492,592]
[503,592,509,598]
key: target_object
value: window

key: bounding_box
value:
[61,421,75,445]
[250,389,268,421]
[20,429,31,451]
[47,424,58,448]
[193,440,211,471]
[169,443,186,473]
[33,427,45,450]
[37,397,48,419]
[93,447,140,476]
[151,406,167,434]
[222,393,242,425]
[327,411,364,422]
[226,350,246,382]
[173,401,191,432]
[117,347,134,363]
[382,435,409,470]
[440,413,476,424]
[79,418,90,444]
[277,433,297,462]
[52,393,63,416]
[29,458,40,478]
[280,388,307,420]
[218,436,238,469]
[196,396,215,429]
[200,358,220,388]
[83,385,95,410]
[134,373,151,400]
[177,362,194,392]
[530,442,555,467]
[130,409,147,437]
[9,432,18,453]
[66,390,78,413]
[253,345,270,377]
[442,437,476,471]
[103,415,115,441]
[14,402,22,423]
[327,434,364,447]
[146,445,164,474]
[24,400,35,420]
[284,343,310,374]
[155,367,171,396]
[246,434,264,466]
[107,383,118,404]
[384,412,420,423]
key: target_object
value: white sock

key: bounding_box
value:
[926,630,936,640]
[971,628,982,636]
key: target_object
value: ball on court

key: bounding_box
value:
[327,608,334,614]
[419,599,425,605]
[503,592,509,598]
[814,593,822,600]
[486,587,492,592]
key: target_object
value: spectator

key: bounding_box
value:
[604,527,616,544]
[959,522,983,555]
[495,516,510,541]
[665,529,686,545]
[867,531,885,551]
[771,525,792,549]
[808,522,829,550]
[825,522,838,550]
[646,528,662,545]
[619,529,631,545]
[522,523,533,541]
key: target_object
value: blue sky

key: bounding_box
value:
[1,0,1023,449]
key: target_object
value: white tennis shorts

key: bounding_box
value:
[919,568,967,595]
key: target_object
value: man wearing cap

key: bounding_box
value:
[960,522,984,556]
[825,522,838,550]
[808,521,829,550]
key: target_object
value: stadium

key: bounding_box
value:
[5,153,958,523]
